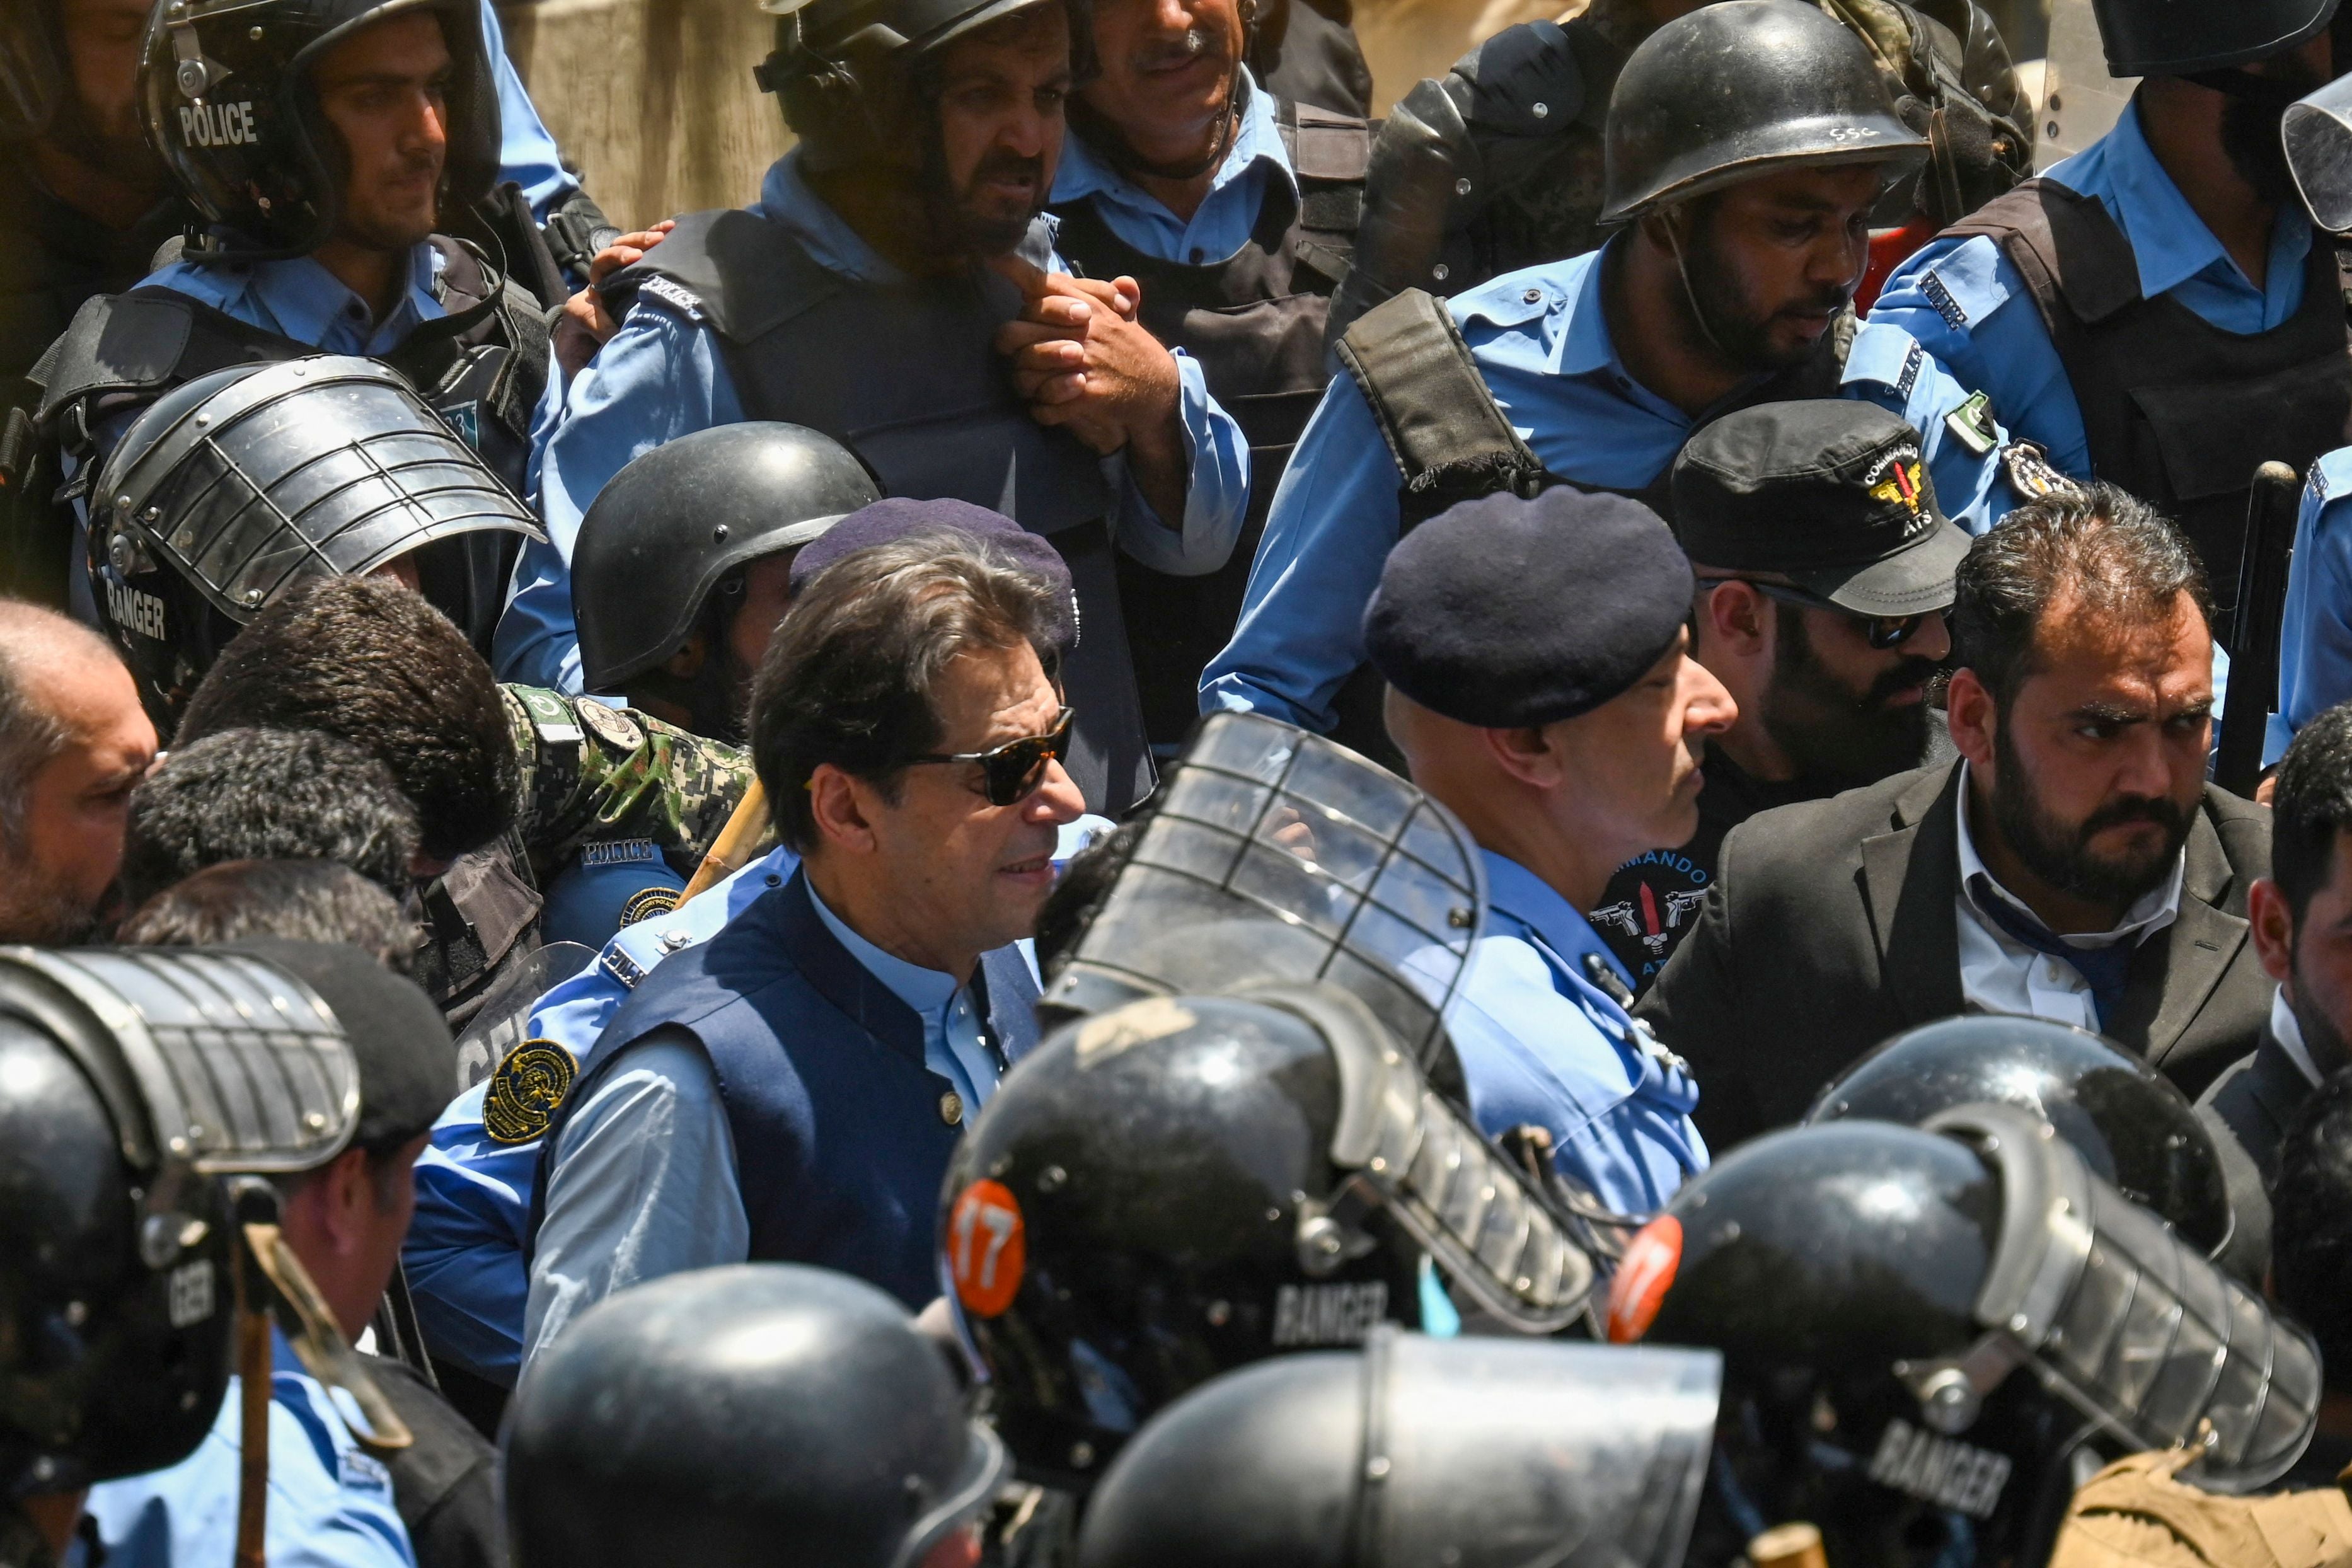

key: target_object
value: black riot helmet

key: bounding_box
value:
[0,0,59,140]
[1806,1015,2233,1259]
[0,945,363,1505]
[88,354,544,731]
[2092,0,2336,77]
[1038,710,1489,1076]
[1077,1331,1723,1568]
[1610,1111,2320,1568]
[944,984,1596,1489]
[141,0,503,259]
[1600,0,1929,225]
[504,1264,1008,1568]
[755,0,1076,173]
[573,422,880,696]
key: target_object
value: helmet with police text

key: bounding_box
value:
[0,945,362,1497]
[574,422,880,695]
[754,0,1076,171]
[88,354,544,730]
[504,1264,1007,1568]
[1608,1110,2320,1568]
[141,0,502,258]
[943,983,1596,1489]
[1806,1015,2234,1258]
[1600,0,1929,225]
[2090,0,2336,77]
[1077,1331,1722,1568]
[1038,710,1488,1080]
[0,0,59,140]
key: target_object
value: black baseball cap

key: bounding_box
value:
[1671,401,1971,616]
[225,939,454,1150]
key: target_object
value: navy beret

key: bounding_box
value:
[788,498,1078,657]
[1363,487,1693,727]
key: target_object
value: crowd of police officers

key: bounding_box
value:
[16,0,2352,1560]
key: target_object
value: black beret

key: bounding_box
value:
[788,498,1078,659]
[1363,487,1693,728]
[225,939,454,1150]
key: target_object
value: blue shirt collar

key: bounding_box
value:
[805,879,964,1023]
[2097,97,2312,300]
[1051,67,1297,210]
[1479,848,1637,990]
[160,243,444,356]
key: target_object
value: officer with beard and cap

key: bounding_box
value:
[1044,0,1369,753]
[1862,0,2352,647]
[400,499,1112,1427]
[499,0,1252,820]
[1359,486,1728,1219]
[1593,401,1972,992]
[1199,0,2026,746]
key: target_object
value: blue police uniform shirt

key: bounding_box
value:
[81,1330,413,1568]
[537,836,690,949]
[497,150,1254,694]
[475,0,580,224]
[2269,449,2352,764]
[1862,97,2314,478]
[1051,67,1293,265]
[405,816,1110,1384]
[1444,850,1705,1216]
[1199,241,2023,730]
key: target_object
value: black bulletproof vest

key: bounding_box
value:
[609,209,1156,816]
[1946,178,2352,640]
[1049,98,1369,750]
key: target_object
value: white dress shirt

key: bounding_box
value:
[1952,762,2187,1029]
[2268,987,2327,1088]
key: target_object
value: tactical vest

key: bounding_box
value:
[1945,179,2352,639]
[1049,98,1370,749]
[526,872,1041,1308]
[608,212,1155,816]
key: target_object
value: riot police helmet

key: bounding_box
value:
[944,983,1596,1489]
[141,0,502,258]
[88,354,544,730]
[1077,1330,1722,1568]
[1600,0,1929,225]
[504,1264,1007,1568]
[1806,1014,2233,1258]
[0,0,60,140]
[0,945,364,1501]
[1609,1111,2320,1568]
[573,422,880,694]
[2090,0,2336,78]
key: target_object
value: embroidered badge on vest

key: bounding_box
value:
[2000,440,2079,500]
[483,1039,580,1144]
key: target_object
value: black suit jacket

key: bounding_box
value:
[1635,762,2273,1152]
[2197,1027,2315,1186]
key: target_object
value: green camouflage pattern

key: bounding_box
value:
[500,684,754,882]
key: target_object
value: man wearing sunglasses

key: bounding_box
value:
[1590,402,1966,993]
[517,526,1085,1363]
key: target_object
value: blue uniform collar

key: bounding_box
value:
[151,243,446,355]
[1052,67,1298,212]
[806,877,964,1025]
[1480,848,1638,993]
[2084,98,2312,301]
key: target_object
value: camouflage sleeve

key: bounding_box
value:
[500,684,754,880]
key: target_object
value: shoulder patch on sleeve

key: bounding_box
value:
[483,1039,580,1144]
[2309,446,2352,505]
[599,943,647,990]
[575,698,643,751]
[512,686,584,746]
[1920,270,1968,329]
[2000,440,2082,500]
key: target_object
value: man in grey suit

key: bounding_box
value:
[2199,701,2352,1183]
[1640,484,2272,1153]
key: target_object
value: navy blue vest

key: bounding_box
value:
[528,870,1041,1307]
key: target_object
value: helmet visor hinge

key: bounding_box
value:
[1894,1333,2027,1436]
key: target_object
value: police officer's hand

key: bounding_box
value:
[989,258,1180,450]
[553,220,677,379]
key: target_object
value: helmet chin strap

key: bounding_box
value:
[1658,207,1734,360]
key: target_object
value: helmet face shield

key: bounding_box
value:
[1042,712,1485,1069]
[2287,74,2352,233]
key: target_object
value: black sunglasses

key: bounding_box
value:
[1697,577,1934,651]
[909,706,1076,806]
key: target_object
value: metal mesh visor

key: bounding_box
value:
[1363,1332,1722,1568]
[0,948,359,1176]
[1263,982,1594,1329]
[94,355,542,622]
[1047,712,1485,1067]
[1934,1106,2319,1490]
[2287,76,2352,234]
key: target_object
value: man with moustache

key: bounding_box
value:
[1200,1,2024,744]
[1591,402,1969,993]
[1046,0,1370,752]
[500,0,1249,819]
[1860,0,2352,643]
[1640,486,2276,1152]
